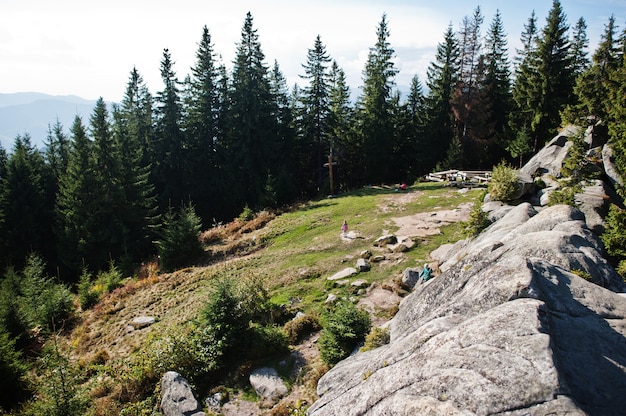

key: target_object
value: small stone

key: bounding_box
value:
[129,316,155,329]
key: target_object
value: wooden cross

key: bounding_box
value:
[323,147,338,195]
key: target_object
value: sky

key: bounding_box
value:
[2,0,626,103]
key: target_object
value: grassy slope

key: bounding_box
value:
[68,182,483,408]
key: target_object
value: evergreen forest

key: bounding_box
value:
[3,1,626,411]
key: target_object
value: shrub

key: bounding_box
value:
[548,185,580,206]
[238,204,254,222]
[488,162,519,202]
[17,254,74,333]
[283,314,321,344]
[155,204,204,272]
[20,335,90,416]
[78,269,99,310]
[463,192,490,237]
[78,262,124,310]
[0,328,29,411]
[601,205,626,282]
[360,327,390,352]
[319,301,371,366]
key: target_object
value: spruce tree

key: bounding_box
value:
[91,98,124,250]
[225,12,279,212]
[268,60,297,205]
[483,10,513,164]
[300,35,332,193]
[398,74,426,179]
[114,68,158,268]
[55,116,100,276]
[154,48,186,211]
[571,15,619,123]
[44,120,70,182]
[184,26,222,223]
[530,0,574,150]
[509,10,539,160]
[607,41,626,188]
[451,6,484,164]
[569,17,590,77]
[327,61,355,190]
[0,135,50,270]
[357,13,399,184]
[424,24,460,171]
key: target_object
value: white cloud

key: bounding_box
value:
[1,0,624,101]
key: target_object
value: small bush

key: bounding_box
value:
[463,193,490,238]
[17,254,74,333]
[319,301,371,366]
[601,205,626,268]
[548,185,580,206]
[238,205,254,222]
[155,204,204,272]
[488,162,519,202]
[78,269,99,310]
[360,327,390,352]
[283,314,321,344]
[570,269,592,281]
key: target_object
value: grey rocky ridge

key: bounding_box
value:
[308,125,626,415]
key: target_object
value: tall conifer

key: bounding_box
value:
[425,24,460,170]
[184,26,223,222]
[225,12,279,211]
[154,48,186,210]
[358,13,399,184]
[300,35,332,192]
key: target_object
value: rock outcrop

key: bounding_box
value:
[308,126,626,416]
[309,203,626,415]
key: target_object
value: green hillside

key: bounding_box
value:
[56,182,482,415]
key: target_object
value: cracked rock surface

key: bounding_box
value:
[308,204,626,416]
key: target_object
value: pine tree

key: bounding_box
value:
[55,116,101,276]
[570,17,590,77]
[530,0,574,150]
[452,6,484,162]
[91,98,123,242]
[0,135,50,270]
[44,120,70,182]
[184,26,222,223]
[571,15,619,123]
[300,35,332,193]
[224,12,279,212]
[268,60,297,205]
[424,24,460,171]
[113,68,158,268]
[483,10,513,163]
[327,61,355,191]
[154,48,186,211]
[357,13,399,184]
[398,74,426,179]
[509,11,539,161]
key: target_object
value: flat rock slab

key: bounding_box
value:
[310,204,626,416]
[328,267,358,281]
[129,316,155,329]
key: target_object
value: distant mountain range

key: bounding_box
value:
[0,93,105,151]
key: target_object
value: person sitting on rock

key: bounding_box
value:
[419,263,433,283]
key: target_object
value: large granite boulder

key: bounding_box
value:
[520,125,577,179]
[308,204,626,416]
[249,367,288,401]
[160,371,206,416]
